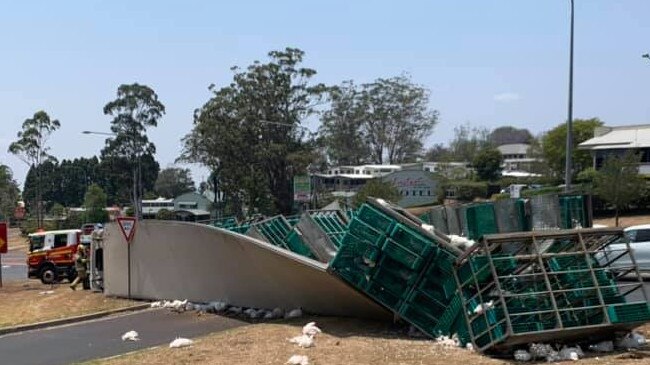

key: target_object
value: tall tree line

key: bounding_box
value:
[22,155,160,210]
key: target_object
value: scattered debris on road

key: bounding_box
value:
[169,337,193,348]
[121,330,139,342]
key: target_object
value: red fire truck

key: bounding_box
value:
[27,229,82,284]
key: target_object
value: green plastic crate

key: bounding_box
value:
[381,239,425,271]
[404,289,448,319]
[347,217,386,247]
[464,203,498,240]
[389,223,436,258]
[284,230,316,259]
[400,303,440,332]
[371,256,419,297]
[607,303,650,324]
[356,204,395,233]
[433,294,464,335]
[366,281,403,310]
[333,233,381,269]
[474,323,507,349]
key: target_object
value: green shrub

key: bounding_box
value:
[156,208,175,220]
[443,181,488,202]
[491,193,511,201]
[521,186,563,198]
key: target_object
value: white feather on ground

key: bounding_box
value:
[589,340,614,352]
[227,306,242,315]
[38,290,54,295]
[169,337,194,348]
[272,307,284,318]
[286,354,309,365]
[434,335,459,348]
[121,330,139,341]
[288,334,314,348]
[302,322,322,337]
[243,308,258,318]
[210,301,228,312]
[513,349,531,362]
[529,343,559,362]
[558,346,583,361]
[616,332,646,349]
[285,308,303,319]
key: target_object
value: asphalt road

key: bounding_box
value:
[1,250,27,282]
[0,309,247,365]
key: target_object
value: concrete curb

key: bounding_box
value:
[0,303,151,336]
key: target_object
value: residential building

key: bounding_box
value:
[313,164,402,194]
[381,170,439,208]
[497,143,537,172]
[173,192,213,222]
[579,124,650,174]
[141,197,174,219]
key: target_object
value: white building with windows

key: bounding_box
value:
[141,197,174,218]
[497,143,537,172]
[324,164,403,177]
[579,124,650,174]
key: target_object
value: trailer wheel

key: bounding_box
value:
[39,265,58,285]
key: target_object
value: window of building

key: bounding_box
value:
[405,191,409,196]
[178,202,198,209]
[419,191,423,196]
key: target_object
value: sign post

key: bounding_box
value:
[117,217,137,299]
[0,222,8,288]
[293,175,312,210]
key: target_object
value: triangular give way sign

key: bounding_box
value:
[117,217,137,243]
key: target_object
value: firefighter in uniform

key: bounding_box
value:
[70,244,89,290]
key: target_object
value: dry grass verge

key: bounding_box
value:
[0,280,137,328]
[82,316,650,365]
[594,215,650,229]
[7,227,28,252]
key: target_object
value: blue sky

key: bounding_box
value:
[1,0,648,187]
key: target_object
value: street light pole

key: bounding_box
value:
[564,0,575,192]
[81,130,142,217]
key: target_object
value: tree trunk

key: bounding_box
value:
[36,164,42,228]
[615,206,620,227]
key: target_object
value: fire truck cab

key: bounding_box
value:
[27,229,83,284]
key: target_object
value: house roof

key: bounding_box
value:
[497,143,530,155]
[579,124,650,150]
[312,173,375,179]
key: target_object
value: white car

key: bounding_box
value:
[607,224,650,272]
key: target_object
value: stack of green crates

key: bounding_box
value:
[286,215,301,227]
[463,203,498,240]
[309,211,348,247]
[455,244,650,352]
[246,216,317,260]
[250,216,293,248]
[283,229,315,259]
[329,203,464,338]
[213,216,238,229]
[228,224,251,234]
[559,195,588,229]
